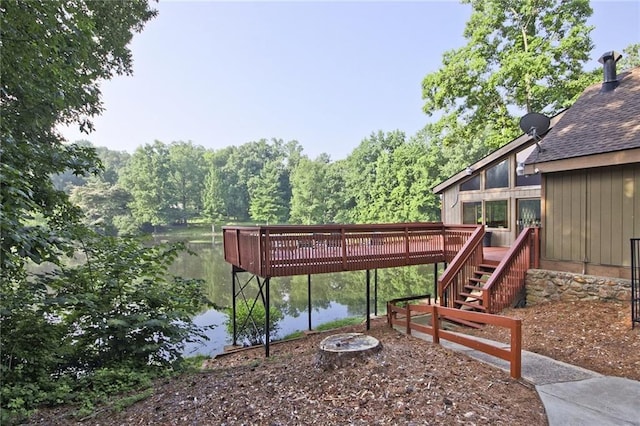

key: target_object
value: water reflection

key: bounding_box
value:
[173,241,435,357]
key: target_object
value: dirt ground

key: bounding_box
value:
[25,300,639,425]
[462,300,640,382]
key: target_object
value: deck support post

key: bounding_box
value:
[265,277,271,357]
[374,269,378,316]
[434,263,438,302]
[307,274,312,331]
[366,269,371,330]
[232,267,238,346]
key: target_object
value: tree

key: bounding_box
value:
[220,140,276,221]
[217,139,298,221]
[422,0,597,150]
[1,0,156,273]
[619,43,640,71]
[202,163,227,224]
[120,141,174,230]
[69,181,134,236]
[342,131,406,223]
[167,141,207,224]
[248,161,288,224]
[1,1,167,420]
[379,139,439,222]
[323,159,351,223]
[93,145,131,185]
[289,155,331,224]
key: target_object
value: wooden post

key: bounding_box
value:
[263,229,269,277]
[510,319,522,379]
[533,227,540,268]
[386,302,391,327]
[366,270,371,330]
[374,269,378,316]
[341,228,347,270]
[406,303,411,335]
[432,305,440,344]
[405,226,410,263]
[434,263,438,301]
[265,277,270,357]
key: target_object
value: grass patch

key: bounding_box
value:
[159,223,213,239]
[281,331,305,341]
[315,317,363,331]
[181,355,211,371]
[154,220,261,241]
[278,317,363,342]
[113,389,154,412]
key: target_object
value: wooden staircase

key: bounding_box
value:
[438,227,540,329]
[443,261,497,328]
[455,261,498,312]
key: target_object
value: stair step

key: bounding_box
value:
[441,315,483,329]
[455,299,487,311]
[469,277,488,283]
[465,284,484,292]
[478,263,497,270]
[459,292,482,299]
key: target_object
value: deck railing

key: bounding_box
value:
[482,227,539,313]
[387,300,522,378]
[437,225,485,308]
[223,223,478,278]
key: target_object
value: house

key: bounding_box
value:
[434,51,640,280]
[522,53,640,279]
[432,112,564,248]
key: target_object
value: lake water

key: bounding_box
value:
[170,239,436,357]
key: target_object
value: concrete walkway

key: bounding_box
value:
[406,329,640,425]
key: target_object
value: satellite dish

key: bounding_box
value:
[519,112,550,138]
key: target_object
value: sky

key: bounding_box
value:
[60,0,640,161]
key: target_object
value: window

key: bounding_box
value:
[462,201,482,225]
[517,199,541,230]
[516,145,541,187]
[460,175,480,191]
[516,172,541,187]
[485,200,508,228]
[486,160,509,189]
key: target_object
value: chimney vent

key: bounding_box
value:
[598,51,622,92]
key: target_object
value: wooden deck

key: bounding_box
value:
[483,247,509,264]
[223,223,480,278]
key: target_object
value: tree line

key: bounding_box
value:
[62,130,493,235]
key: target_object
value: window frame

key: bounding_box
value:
[485,159,509,190]
[459,174,481,192]
[462,201,483,225]
[484,199,509,229]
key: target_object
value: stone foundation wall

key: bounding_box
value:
[526,269,631,305]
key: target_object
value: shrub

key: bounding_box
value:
[225,303,283,346]
[1,231,212,423]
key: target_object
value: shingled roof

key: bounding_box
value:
[526,66,640,166]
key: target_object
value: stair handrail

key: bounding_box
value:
[481,227,540,313]
[438,225,485,308]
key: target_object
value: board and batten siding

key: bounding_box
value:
[544,163,640,269]
[440,186,461,224]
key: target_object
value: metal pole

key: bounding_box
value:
[307,274,312,331]
[374,269,378,316]
[232,267,237,346]
[366,269,371,330]
[265,277,270,357]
